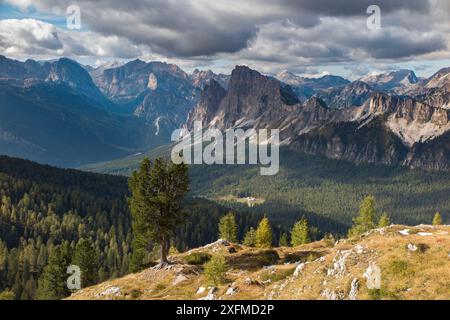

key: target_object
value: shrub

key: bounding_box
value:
[154,283,166,292]
[130,289,142,299]
[259,249,280,265]
[184,252,212,265]
[204,255,228,286]
[388,260,411,276]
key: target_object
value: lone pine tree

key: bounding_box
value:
[129,158,189,268]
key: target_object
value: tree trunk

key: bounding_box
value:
[160,238,169,265]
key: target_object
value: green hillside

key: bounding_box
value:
[81,147,450,228]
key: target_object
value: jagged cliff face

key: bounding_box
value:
[92,59,199,134]
[189,69,230,89]
[317,81,374,109]
[187,65,450,170]
[187,66,300,134]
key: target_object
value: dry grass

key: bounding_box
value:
[68,225,450,300]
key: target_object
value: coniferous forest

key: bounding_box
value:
[0,155,319,299]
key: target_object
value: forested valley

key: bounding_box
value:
[0,156,331,299]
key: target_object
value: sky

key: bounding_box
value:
[0,0,449,79]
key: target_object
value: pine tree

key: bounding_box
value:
[129,158,189,267]
[36,246,71,300]
[290,218,310,246]
[243,228,256,247]
[278,233,288,247]
[348,196,376,237]
[432,212,443,225]
[218,212,238,243]
[378,213,390,228]
[255,217,273,248]
[72,239,98,288]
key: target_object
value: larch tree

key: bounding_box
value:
[278,233,289,247]
[243,227,257,247]
[218,212,238,243]
[348,196,376,237]
[290,218,310,246]
[432,212,443,226]
[255,217,273,248]
[378,213,390,228]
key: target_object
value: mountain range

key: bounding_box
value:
[0,54,449,170]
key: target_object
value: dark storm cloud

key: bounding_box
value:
[281,0,429,16]
[353,33,447,59]
[3,0,449,69]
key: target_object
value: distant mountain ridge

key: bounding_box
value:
[0,54,449,170]
[187,65,450,170]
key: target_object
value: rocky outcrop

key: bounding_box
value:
[186,80,227,128]
[317,81,373,109]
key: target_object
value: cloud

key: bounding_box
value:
[0,19,63,56]
[0,18,143,60]
[1,0,449,75]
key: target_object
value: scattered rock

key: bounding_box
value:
[399,229,410,236]
[263,265,276,270]
[407,243,418,252]
[418,232,433,236]
[173,274,188,285]
[95,286,121,298]
[355,244,365,254]
[348,278,359,300]
[363,262,381,290]
[321,288,339,300]
[327,250,352,278]
[293,263,305,277]
[196,286,206,295]
[198,287,217,300]
[226,286,238,296]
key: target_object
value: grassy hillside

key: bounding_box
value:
[68,224,450,300]
[81,147,450,229]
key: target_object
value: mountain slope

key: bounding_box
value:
[186,65,450,170]
[0,79,159,167]
[68,224,450,300]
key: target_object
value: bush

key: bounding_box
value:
[204,255,228,286]
[130,289,142,299]
[259,249,280,265]
[184,252,212,265]
[154,283,166,292]
[283,251,322,264]
[388,260,412,276]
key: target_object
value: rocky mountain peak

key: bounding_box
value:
[360,69,418,92]
[186,79,227,128]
